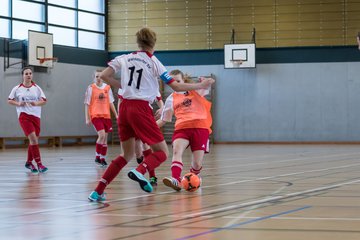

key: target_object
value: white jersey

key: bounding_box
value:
[108,51,174,103]
[84,83,115,105]
[8,83,46,118]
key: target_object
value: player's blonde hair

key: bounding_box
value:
[169,69,194,83]
[136,28,157,50]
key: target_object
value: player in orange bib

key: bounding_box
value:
[8,67,48,173]
[85,69,118,167]
[157,69,214,191]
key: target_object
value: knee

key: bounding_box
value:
[192,161,202,169]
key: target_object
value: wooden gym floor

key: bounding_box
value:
[0,144,359,240]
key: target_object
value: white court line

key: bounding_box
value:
[181,178,360,218]
[222,216,360,221]
[206,151,360,170]
[203,162,360,188]
[4,165,360,218]
[222,185,288,227]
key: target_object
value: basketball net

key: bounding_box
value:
[230,59,244,67]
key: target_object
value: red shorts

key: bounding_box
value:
[172,128,210,153]
[118,99,164,145]
[92,117,113,133]
[19,112,41,137]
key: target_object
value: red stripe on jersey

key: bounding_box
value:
[167,79,175,85]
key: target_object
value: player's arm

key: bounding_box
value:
[85,105,91,125]
[8,99,25,106]
[108,88,118,119]
[357,32,360,50]
[30,98,46,106]
[160,72,215,92]
[196,77,214,96]
[110,103,118,119]
[156,95,173,128]
[100,67,121,89]
[155,99,164,119]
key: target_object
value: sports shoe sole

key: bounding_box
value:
[128,169,153,193]
[163,177,182,191]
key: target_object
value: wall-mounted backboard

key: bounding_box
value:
[28,30,54,68]
[224,43,256,69]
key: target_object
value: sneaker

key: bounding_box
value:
[136,156,144,164]
[38,164,48,173]
[127,169,153,193]
[25,162,38,173]
[150,176,158,186]
[100,159,108,167]
[95,157,102,165]
[163,177,182,191]
[88,191,106,202]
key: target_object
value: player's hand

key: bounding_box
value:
[155,107,163,120]
[85,119,91,125]
[29,102,37,106]
[199,77,215,89]
[18,102,26,107]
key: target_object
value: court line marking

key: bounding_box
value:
[175,205,312,240]
[203,162,360,188]
[3,166,359,218]
[222,185,288,228]
[182,178,360,218]
[222,216,360,221]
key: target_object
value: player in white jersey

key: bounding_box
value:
[89,27,214,201]
[8,67,48,173]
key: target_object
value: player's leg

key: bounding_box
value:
[188,129,210,184]
[135,138,144,163]
[142,142,157,186]
[127,100,168,193]
[163,138,188,191]
[100,118,113,167]
[25,132,39,173]
[89,137,135,202]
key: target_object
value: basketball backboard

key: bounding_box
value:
[28,30,54,68]
[224,43,256,69]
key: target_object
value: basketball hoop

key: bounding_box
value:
[230,59,244,67]
[39,57,58,64]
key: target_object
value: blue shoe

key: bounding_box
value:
[25,162,38,173]
[37,164,48,173]
[88,191,106,202]
[128,169,153,193]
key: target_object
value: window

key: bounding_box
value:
[78,0,104,14]
[48,6,76,27]
[13,0,44,22]
[13,21,44,40]
[0,19,10,38]
[79,12,104,32]
[48,0,75,8]
[79,31,104,50]
[0,0,10,17]
[4,0,106,50]
[48,26,76,47]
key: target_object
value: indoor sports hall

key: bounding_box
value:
[0,1,360,239]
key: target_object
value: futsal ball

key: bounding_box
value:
[181,173,201,192]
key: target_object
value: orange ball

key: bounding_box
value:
[181,172,201,192]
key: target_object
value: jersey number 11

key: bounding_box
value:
[128,66,143,89]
